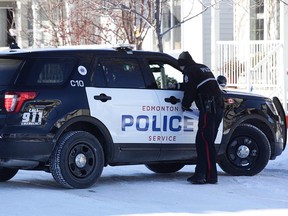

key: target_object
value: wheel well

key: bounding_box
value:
[241,118,275,158]
[62,121,112,165]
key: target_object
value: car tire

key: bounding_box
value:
[218,124,271,176]
[50,131,104,189]
[145,163,185,173]
[0,167,18,182]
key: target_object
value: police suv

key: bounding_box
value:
[0,45,286,188]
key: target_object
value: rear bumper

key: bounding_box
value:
[0,136,54,163]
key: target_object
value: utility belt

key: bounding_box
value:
[197,94,223,114]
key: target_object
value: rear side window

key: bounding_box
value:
[0,58,23,86]
[19,57,76,86]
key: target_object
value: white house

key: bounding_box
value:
[216,0,288,112]
[0,0,287,110]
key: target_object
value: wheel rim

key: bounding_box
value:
[68,143,95,178]
[227,136,259,167]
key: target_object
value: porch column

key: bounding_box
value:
[16,0,29,48]
[210,0,219,75]
[280,1,287,112]
[0,9,7,47]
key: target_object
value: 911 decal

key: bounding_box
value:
[21,108,43,125]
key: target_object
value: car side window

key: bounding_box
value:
[93,58,145,88]
[149,62,182,89]
[0,58,23,85]
[19,57,75,86]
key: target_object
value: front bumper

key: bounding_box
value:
[271,140,284,160]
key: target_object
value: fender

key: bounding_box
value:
[52,111,114,163]
[218,113,276,156]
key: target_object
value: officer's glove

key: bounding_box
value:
[182,106,192,112]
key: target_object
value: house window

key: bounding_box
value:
[250,0,280,40]
[250,0,264,40]
[162,0,181,50]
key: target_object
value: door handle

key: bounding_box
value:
[94,93,112,102]
[165,96,181,105]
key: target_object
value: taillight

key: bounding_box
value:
[4,92,37,113]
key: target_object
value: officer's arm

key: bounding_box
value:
[181,80,197,111]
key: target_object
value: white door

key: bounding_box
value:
[86,87,163,144]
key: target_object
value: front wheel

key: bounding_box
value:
[0,167,18,182]
[145,163,185,173]
[218,124,271,176]
[50,131,104,189]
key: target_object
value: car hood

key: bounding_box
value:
[223,90,269,100]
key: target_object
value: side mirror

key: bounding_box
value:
[217,75,227,88]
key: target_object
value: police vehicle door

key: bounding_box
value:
[149,62,197,160]
[150,62,223,160]
[86,57,161,162]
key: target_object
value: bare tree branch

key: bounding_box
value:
[280,0,288,6]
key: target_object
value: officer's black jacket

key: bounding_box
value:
[179,54,222,109]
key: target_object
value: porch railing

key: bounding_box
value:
[216,40,286,111]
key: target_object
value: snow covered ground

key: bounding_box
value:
[1,146,288,216]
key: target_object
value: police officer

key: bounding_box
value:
[177,51,224,184]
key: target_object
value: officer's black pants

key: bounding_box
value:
[195,104,223,180]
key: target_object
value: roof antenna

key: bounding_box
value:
[9,42,20,49]
[113,44,134,54]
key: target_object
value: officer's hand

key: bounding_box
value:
[168,83,176,89]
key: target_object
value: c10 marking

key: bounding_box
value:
[70,80,84,87]
[21,110,43,125]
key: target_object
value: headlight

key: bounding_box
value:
[266,100,278,116]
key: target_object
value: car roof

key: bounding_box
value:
[0,45,174,59]
[0,45,179,70]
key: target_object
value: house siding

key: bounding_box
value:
[202,3,211,67]
[203,1,233,68]
[219,1,233,41]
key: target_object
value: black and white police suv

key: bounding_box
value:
[0,45,286,188]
